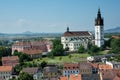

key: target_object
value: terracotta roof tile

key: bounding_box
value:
[63,63,79,70]
[59,76,68,80]
[70,74,82,80]
[0,66,13,72]
[2,56,19,61]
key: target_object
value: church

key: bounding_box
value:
[61,9,104,51]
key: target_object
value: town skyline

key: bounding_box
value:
[0,0,120,33]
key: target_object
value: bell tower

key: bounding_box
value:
[95,8,104,47]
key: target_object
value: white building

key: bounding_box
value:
[63,63,79,77]
[95,9,104,47]
[61,27,92,51]
[0,66,13,80]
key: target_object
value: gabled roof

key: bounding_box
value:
[43,66,58,73]
[2,56,19,61]
[23,49,42,55]
[0,66,13,72]
[62,31,91,37]
[22,67,39,74]
[63,63,79,70]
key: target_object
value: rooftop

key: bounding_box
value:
[62,31,91,37]
[0,66,13,72]
[2,56,19,61]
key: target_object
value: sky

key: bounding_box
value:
[0,0,120,33]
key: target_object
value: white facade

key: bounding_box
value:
[0,70,12,80]
[63,69,79,77]
[61,31,92,51]
[95,25,104,47]
[94,9,104,47]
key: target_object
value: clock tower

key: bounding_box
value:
[95,8,104,47]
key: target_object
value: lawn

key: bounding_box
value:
[27,50,109,64]
[29,53,90,64]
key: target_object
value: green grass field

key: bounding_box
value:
[26,50,109,65]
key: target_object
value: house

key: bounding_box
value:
[59,76,68,80]
[0,66,13,80]
[63,63,79,77]
[61,27,92,51]
[21,67,42,80]
[81,74,101,80]
[22,49,42,59]
[12,40,52,59]
[100,69,120,80]
[106,61,120,69]
[2,56,19,67]
[43,65,58,79]
[98,64,112,71]
[69,74,81,80]
[79,61,92,74]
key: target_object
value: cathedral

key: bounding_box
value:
[61,9,104,51]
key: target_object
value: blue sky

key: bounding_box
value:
[0,0,120,33]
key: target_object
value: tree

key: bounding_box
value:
[13,50,32,63]
[18,72,34,80]
[52,39,64,56]
[40,61,47,69]
[90,45,100,53]
[78,45,85,53]
[111,38,120,54]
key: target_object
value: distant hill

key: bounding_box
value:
[105,27,120,33]
[22,31,33,34]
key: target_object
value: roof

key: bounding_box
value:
[59,76,68,80]
[98,64,112,70]
[22,67,39,74]
[0,66,13,72]
[62,31,91,37]
[43,66,58,73]
[112,36,120,39]
[23,49,42,55]
[100,69,120,80]
[2,56,19,61]
[79,61,92,69]
[81,74,100,80]
[63,63,79,70]
[70,74,82,80]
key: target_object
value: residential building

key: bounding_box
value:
[61,27,92,51]
[12,40,52,59]
[79,61,92,74]
[81,74,101,80]
[100,69,120,80]
[0,66,13,80]
[98,64,112,71]
[63,63,79,77]
[21,67,42,80]
[95,8,104,47]
[2,56,19,67]
[106,61,120,69]
[69,74,81,80]
[43,65,58,79]
[59,76,68,80]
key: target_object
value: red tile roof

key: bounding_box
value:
[70,74,82,80]
[59,76,68,80]
[100,69,120,80]
[2,56,19,61]
[62,31,91,37]
[64,63,79,70]
[0,66,13,72]
[23,49,42,55]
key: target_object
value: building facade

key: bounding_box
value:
[61,27,92,51]
[95,9,104,47]
[2,56,19,67]
[0,66,13,80]
[63,63,79,77]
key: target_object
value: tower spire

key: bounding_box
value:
[67,26,69,32]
